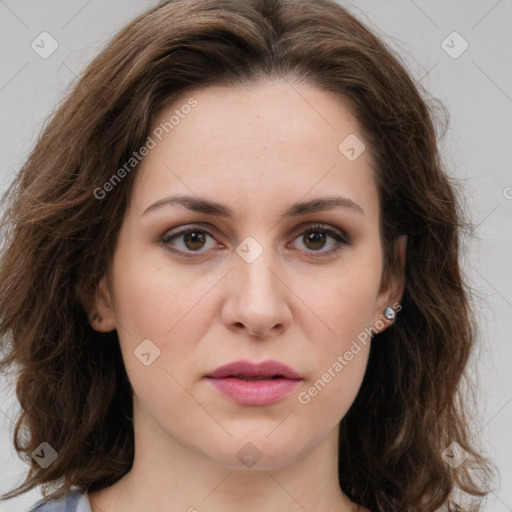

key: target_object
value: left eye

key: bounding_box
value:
[160,224,349,258]
[291,226,348,254]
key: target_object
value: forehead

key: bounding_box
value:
[132,80,378,220]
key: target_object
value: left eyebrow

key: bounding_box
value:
[141,194,364,218]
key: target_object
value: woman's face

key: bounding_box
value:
[93,80,403,470]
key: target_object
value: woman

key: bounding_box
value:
[0,0,495,511]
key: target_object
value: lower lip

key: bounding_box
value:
[206,377,302,406]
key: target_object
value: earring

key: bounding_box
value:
[383,306,396,320]
[90,313,99,323]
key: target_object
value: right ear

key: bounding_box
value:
[87,275,117,333]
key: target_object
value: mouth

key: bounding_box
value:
[205,360,303,406]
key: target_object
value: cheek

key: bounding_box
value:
[110,245,208,337]
[294,281,374,425]
[297,258,382,347]
[298,345,370,418]
[294,260,380,396]
[108,247,221,389]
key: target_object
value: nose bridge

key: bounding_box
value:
[235,237,281,306]
[223,234,290,336]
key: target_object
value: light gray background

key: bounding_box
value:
[0,1,511,511]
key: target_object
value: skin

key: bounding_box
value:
[87,80,405,512]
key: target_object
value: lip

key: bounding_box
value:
[205,359,303,406]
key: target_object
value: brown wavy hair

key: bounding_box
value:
[0,0,496,510]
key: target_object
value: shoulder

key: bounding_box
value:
[26,490,91,512]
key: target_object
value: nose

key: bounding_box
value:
[221,248,292,338]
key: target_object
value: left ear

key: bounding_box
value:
[372,235,407,332]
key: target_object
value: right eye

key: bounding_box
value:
[160,225,223,257]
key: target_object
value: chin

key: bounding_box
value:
[201,428,318,471]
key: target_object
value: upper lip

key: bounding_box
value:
[205,360,303,380]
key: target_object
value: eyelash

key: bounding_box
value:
[159,223,350,259]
